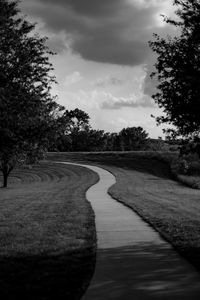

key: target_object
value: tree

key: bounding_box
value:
[78,128,106,152]
[67,109,90,151]
[0,0,62,187]
[118,127,149,151]
[49,108,91,152]
[149,0,200,139]
[103,133,119,151]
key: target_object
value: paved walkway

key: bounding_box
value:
[62,162,200,299]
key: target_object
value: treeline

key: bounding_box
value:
[49,108,150,152]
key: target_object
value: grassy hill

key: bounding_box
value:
[48,151,200,272]
[0,161,98,299]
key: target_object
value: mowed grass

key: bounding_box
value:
[0,161,98,300]
[48,152,200,272]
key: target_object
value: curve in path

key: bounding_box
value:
[61,162,200,300]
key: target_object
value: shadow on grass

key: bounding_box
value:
[83,243,200,300]
[48,152,173,180]
[0,248,96,300]
[94,157,172,179]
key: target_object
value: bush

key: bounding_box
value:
[177,159,190,175]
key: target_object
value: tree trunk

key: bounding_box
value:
[3,171,8,188]
[1,164,13,188]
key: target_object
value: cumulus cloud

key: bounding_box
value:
[94,75,125,88]
[100,92,155,109]
[63,71,83,86]
[20,0,174,66]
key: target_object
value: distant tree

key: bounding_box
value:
[118,127,149,151]
[68,108,90,131]
[67,109,90,151]
[0,0,63,187]
[83,129,106,151]
[50,108,110,152]
[147,138,167,151]
[49,109,73,152]
[149,0,200,139]
[103,133,121,151]
[66,109,108,152]
[103,133,116,151]
[50,108,92,152]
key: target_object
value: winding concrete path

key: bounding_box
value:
[62,162,200,299]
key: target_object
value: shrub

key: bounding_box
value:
[177,159,190,175]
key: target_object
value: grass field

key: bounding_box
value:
[0,162,98,300]
[48,152,200,272]
[1,151,200,298]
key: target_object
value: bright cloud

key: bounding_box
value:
[94,75,125,88]
[101,92,155,110]
[63,71,83,86]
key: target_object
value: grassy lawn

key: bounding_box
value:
[0,161,98,300]
[48,152,200,272]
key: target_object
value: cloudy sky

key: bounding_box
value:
[20,0,177,138]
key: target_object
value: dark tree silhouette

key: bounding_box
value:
[149,0,200,138]
[67,109,90,151]
[50,115,150,152]
[118,127,149,151]
[0,0,62,187]
[51,108,107,152]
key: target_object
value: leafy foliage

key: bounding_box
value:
[0,0,63,186]
[50,108,107,152]
[51,118,149,152]
[118,127,149,151]
[149,0,200,138]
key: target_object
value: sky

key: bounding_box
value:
[20,0,177,138]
